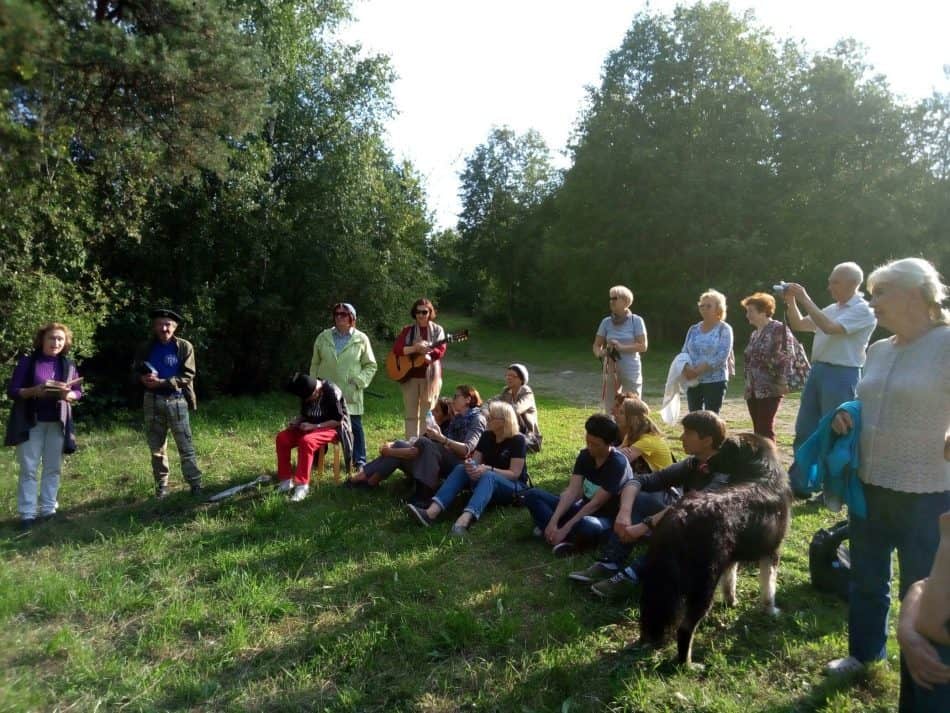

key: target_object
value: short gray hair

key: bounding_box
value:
[868,257,950,325]
[609,285,634,309]
[832,262,864,285]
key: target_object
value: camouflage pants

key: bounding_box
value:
[144,393,201,487]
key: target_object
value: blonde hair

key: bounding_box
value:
[619,397,660,446]
[486,400,519,441]
[698,289,727,320]
[33,322,74,354]
[868,257,950,326]
[609,285,634,309]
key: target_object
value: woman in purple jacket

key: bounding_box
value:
[4,323,82,530]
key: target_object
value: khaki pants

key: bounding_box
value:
[144,393,202,487]
[401,377,438,439]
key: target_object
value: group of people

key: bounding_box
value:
[5,256,948,711]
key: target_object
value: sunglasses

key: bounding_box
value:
[414,310,430,315]
[608,296,620,301]
[334,312,351,318]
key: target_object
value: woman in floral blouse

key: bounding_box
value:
[740,292,792,440]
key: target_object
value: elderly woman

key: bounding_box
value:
[822,258,950,713]
[679,289,733,413]
[593,285,648,405]
[740,292,793,441]
[392,298,446,439]
[4,323,82,530]
[310,302,377,468]
[407,401,528,536]
[492,363,542,453]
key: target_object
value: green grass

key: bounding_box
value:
[0,334,897,712]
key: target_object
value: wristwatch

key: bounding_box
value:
[643,516,655,531]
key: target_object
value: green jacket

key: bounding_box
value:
[309,328,377,415]
[132,336,197,410]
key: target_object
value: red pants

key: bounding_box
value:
[746,397,782,442]
[275,427,338,485]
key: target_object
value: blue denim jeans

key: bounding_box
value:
[600,489,677,569]
[686,380,728,414]
[350,415,366,467]
[522,488,613,545]
[848,484,950,664]
[432,463,523,520]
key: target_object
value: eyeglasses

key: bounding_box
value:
[334,312,350,318]
[608,296,620,301]
[415,310,430,315]
[698,303,714,309]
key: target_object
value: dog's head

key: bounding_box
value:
[707,433,786,487]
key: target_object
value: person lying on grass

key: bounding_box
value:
[521,413,634,557]
[406,401,528,536]
[344,397,453,489]
[572,411,727,599]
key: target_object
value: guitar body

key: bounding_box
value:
[385,330,469,382]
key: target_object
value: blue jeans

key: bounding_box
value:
[848,484,950,664]
[522,488,613,545]
[432,464,523,520]
[686,381,727,414]
[600,489,677,569]
[351,415,366,467]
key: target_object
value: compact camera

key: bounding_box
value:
[604,345,622,362]
[772,281,789,295]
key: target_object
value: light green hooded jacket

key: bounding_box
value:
[309,327,377,415]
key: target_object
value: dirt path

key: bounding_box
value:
[449,357,797,464]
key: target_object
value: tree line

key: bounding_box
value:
[1,0,435,408]
[438,2,949,346]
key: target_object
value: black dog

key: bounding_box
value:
[638,433,792,665]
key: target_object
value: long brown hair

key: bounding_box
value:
[33,322,74,354]
[619,397,660,447]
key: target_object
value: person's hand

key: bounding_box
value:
[424,425,443,442]
[783,282,806,303]
[682,365,698,380]
[544,521,565,545]
[379,442,393,456]
[618,522,649,544]
[900,625,950,690]
[44,380,72,400]
[613,516,632,538]
[469,465,486,481]
[609,339,621,350]
[141,373,160,389]
[831,410,854,436]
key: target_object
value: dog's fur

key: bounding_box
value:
[638,433,792,665]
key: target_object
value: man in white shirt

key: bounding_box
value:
[782,262,876,496]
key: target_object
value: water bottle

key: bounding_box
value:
[425,410,437,429]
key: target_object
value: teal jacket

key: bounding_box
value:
[309,328,377,416]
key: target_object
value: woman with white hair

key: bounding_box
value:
[593,285,648,405]
[823,258,950,712]
[679,289,734,413]
[406,400,528,536]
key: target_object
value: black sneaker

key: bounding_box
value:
[18,518,36,532]
[406,503,434,527]
[38,513,59,524]
[189,482,203,496]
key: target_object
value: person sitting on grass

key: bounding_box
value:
[404,385,486,506]
[569,397,675,587]
[522,413,634,557]
[573,410,727,598]
[344,397,453,489]
[275,374,351,502]
[406,401,528,536]
[490,363,542,453]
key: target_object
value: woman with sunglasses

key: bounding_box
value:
[593,285,648,407]
[392,298,446,438]
[310,303,377,467]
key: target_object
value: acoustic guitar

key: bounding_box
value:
[385,330,469,382]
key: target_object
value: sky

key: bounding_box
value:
[339,1,950,230]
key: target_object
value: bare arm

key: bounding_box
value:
[593,334,606,358]
[784,284,844,334]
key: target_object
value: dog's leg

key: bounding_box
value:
[758,554,780,616]
[719,563,738,607]
[677,579,717,667]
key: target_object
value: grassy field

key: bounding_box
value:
[0,329,899,712]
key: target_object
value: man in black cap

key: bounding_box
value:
[131,308,202,497]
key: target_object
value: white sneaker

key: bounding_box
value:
[825,656,864,675]
[290,485,310,502]
[276,479,293,493]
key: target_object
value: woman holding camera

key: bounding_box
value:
[740,292,793,441]
[679,289,733,413]
[5,323,82,530]
[593,285,647,406]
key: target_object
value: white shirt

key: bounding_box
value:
[810,293,876,367]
